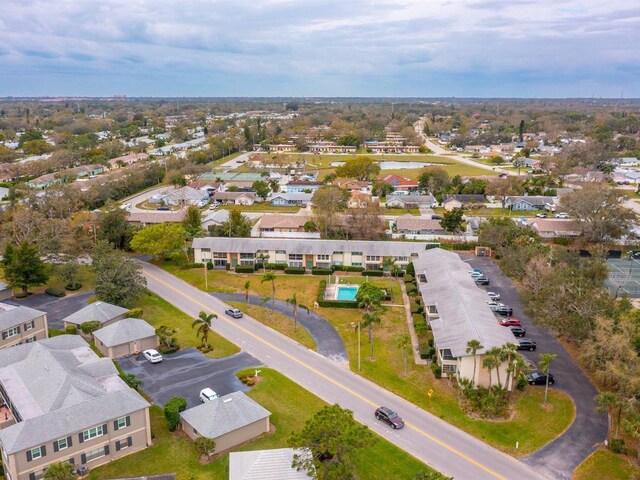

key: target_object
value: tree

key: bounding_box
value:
[288,404,374,480]
[371,181,395,198]
[483,347,503,388]
[440,207,465,234]
[500,342,519,392]
[244,280,250,302]
[485,177,525,211]
[518,119,525,142]
[92,241,146,307]
[418,167,450,195]
[252,180,270,198]
[465,339,484,387]
[130,223,185,260]
[183,206,203,240]
[336,133,361,147]
[262,272,276,303]
[355,282,385,311]
[595,391,624,441]
[212,208,252,237]
[312,186,350,237]
[344,201,386,240]
[382,257,396,276]
[560,183,637,243]
[286,293,309,332]
[96,202,133,249]
[1,242,50,295]
[260,296,272,322]
[156,325,179,351]
[57,259,80,289]
[192,311,217,349]
[396,333,410,377]
[358,312,381,360]
[539,353,558,405]
[335,156,380,181]
[623,412,640,465]
[194,437,216,458]
[43,462,76,480]
[120,373,143,390]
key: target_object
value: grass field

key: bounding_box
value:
[573,448,640,480]
[88,369,435,480]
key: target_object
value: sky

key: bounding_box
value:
[1,0,639,98]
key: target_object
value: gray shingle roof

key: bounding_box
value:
[180,391,270,439]
[0,336,149,453]
[413,249,515,358]
[229,448,311,480]
[61,301,129,326]
[93,318,156,347]
[0,304,46,331]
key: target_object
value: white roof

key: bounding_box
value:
[93,318,156,347]
[61,301,129,326]
[229,448,311,480]
[0,304,46,331]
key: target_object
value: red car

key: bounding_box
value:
[498,317,522,327]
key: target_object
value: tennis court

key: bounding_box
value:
[605,257,640,297]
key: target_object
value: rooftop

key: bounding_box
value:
[127,210,188,224]
[229,448,311,480]
[0,304,46,332]
[61,301,129,326]
[93,318,156,348]
[259,215,308,230]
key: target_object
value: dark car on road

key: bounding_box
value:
[527,372,555,385]
[498,317,522,327]
[517,338,537,351]
[224,308,243,319]
[474,276,490,285]
[495,305,513,316]
[509,326,526,337]
[375,406,404,429]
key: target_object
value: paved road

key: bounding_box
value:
[216,151,253,170]
[141,261,545,480]
[212,293,348,364]
[118,349,261,408]
[3,291,94,330]
[461,255,608,479]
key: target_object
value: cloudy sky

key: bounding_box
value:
[1,0,639,97]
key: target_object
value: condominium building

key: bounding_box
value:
[0,305,48,350]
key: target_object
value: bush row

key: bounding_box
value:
[316,279,358,309]
[311,268,332,275]
[234,265,255,273]
[45,287,66,297]
[331,265,364,272]
[361,269,384,277]
[284,267,306,275]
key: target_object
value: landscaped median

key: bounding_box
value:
[160,263,575,456]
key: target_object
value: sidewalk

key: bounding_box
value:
[399,281,428,366]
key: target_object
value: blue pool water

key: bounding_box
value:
[336,286,359,301]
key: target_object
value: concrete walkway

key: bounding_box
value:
[399,281,428,366]
[211,292,348,365]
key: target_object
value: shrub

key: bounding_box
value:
[311,268,332,275]
[65,325,77,335]
[264,263,287,270]
[206,261,213,270]
[65,283,82,291]
[361,269,384,277]
[403,274,414,283]
[284,267,306,275]
[406,262,415,276]
[80,321,102,335]
[516,375,528,391]
[181,263,205,269]
[234,265,255,273]
[225,263,230,271]
[159,346,179,354]
[431,363,442,379]
[127,307,144,318]
[45,287,66,297]
[412,313,426,326]
[164,397,187,431]
[610,438,626,454]
[406,283,417,295]
[246,378,256,386]
[331,265,364,272]
[410,302,423,314]
[194,437,216,457]
[48,328,65,337]
[15,292,29,299]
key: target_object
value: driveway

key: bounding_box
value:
[118,348,262,408]
[212,293,348,364]
[461,254,608,479]
[2,291,94,330]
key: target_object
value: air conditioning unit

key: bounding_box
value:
[77,466,89,476]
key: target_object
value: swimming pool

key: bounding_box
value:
[336,286,359,301]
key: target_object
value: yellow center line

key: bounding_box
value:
[146,269,508,480]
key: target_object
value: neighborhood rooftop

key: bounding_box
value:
[0,304,46,331]
[93,318,156,348]
[61,301,129,326]
[229,448,311,480]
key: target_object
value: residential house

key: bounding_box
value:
[107,153,148,170]
[0,282,11,301]
[395,215,446,235]
[378,175,419,194]
[0,304,48,349]
[613,169,640,185]
[257,215,307,234]
[268,193,313,207]
[333,180,370,192]
[615,157,640,167]
[413,249,516,389]
[267,144,296,153]
[93,318,158,359]
[505,195,555,211]
[229,448,310,480]
[193,237,438,270]
[526,219,581,239]
[285,181,323,193]
[160,186,209,207]
[27,165,106,189]
[385,195,436,209]
[0,336,151,480]
[442,194,486,211]
[62,301,129,331]
[126,210,188,227]
[347,191,374,208]
[179,391,271,453]
[212,192,256,206]
[202,210,230,231]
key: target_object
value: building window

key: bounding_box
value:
[352,262,362,267]
[81,425,105,441]
[3,326,20,340]
[317,254,330,260]
[116,437,133,451]
[116,417,127,430]
[30,446,42,460]
[24,320,35,331]
[26,336,36,343]
[351,251,362,256]
[239,253,254,259]
[276,250,286,254]
[396,256,408,262]
[84,447,106,462]
[365,256,380,262]
[200,248,211,252]
[442,364,457,374]
[55,437,68,451]
[288,254,303,261]
[212,252,226,259]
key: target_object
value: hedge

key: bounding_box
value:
[45,287,66,297]
[127,307,144,318]
[410,302,423,314]
[361,269,384,277]
[406,284,417,295]
[65,325,77,335]
[331,265,364,272]
[182,263,205,269]
[234,265,255,273]
[284,267,306,275]
[412,313,425,325]
[311,268,332,275]
[431,363,442,379]
[65,283,82,291]
[80,321,102,335]
[316,279,358,308]
[403,274,414,283]
[264,263,287,270]
[406,263,415,276]
[440,242,477,251]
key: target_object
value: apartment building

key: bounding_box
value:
[0,336,151,480]
[0,305,48,349]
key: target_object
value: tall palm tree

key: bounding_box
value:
[44,462,76,480]
[382,257,396,276]
[244,280,251,302]
[539,353,558,405]
[595,391,623,441]
[192,311,217,349]
[465,339,484,387]
[396,333,410,377]
[358,312,381,360]
[485,347,503,388]
[500,343,519,391]
[286,293,309,332]
[261,272,276,303]
[507,355,527,401]
[482,353,498,388]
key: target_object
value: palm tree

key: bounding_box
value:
[257,252,270,271]
[261,272,276,303]
[595,391,624,441]
[484,347,503,388]
[507,355,528,401]
[500,343,519,391]
[286,293,309,332]
[396,333,410,377]
[382,257,396,276]
[623,412,640,465]
[44,462,76,480]
[192,311,217,349]
[482,352,499,388]
[539,353,558,405]
[465,339,484,387]
[358,312,381,360]
[244,280,251,302]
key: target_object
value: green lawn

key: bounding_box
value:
[383,208,422,216]
[161,266,575,456]
[574,448,640,480]
[88,369,434,480]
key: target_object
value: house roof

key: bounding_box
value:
[526,219,581,234]
[127,210,188,224]
[61,301,129,326]
[0,304,46,331]
[387,194,436,205]
[179,391,270,439]
[163,186,209,203]
[442,194,486,203]
[108,152,148,167]
[507,196,554,207]
[193,237,435,257]
[229,448,311,480]
[93,318,156,348]
[269,192,313,202]
[413,249,515,358]
[0,336,149,454]
[259,215,307,230]
[380,174,418,186]
[212,191,256,201]
[396,215,443,232]
[202,209,230,226]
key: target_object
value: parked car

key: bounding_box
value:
[509,326,526,337]
[553,212,570,219]
[225,308,243,319]
[199,388,219,402]
[157,206,170,211]
[474,276,490,285]
[472,268,484,275]
[535,213,547,218]
[517,338,537,351]
[374,406,404,429]
[431,215,442,220]
[487,291,501,301]
[527,372,555,385]
[470,271,484,278]
[498,317,522,327]
[142,349,163,364]
[495,305,513,316]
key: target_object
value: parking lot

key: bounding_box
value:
[2,291,94,330]
[118,348,262,408]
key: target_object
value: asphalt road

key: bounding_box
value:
[461,254,608,479]
[2,291,94,330]
[118,349,262,408]
[141,261,546,480]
